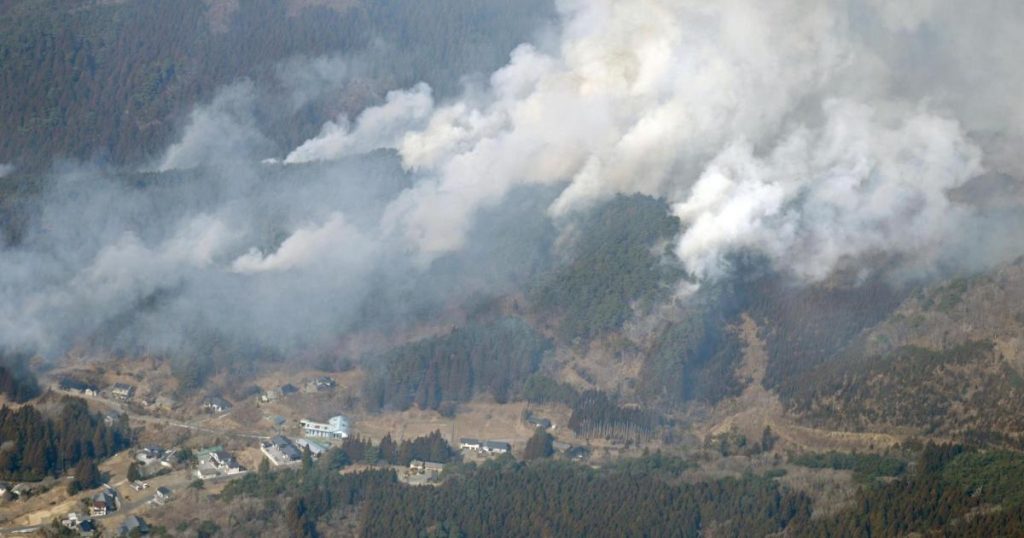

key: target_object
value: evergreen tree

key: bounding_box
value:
[378,434,398,464]
[524,430,554,460]
[127,462,142,482]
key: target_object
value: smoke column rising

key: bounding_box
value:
[290,0,1023,278]
[1,0,1023,358]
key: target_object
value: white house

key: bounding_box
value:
[211,450,244,474]
[61,512,80,530]
[300,415,349,440]
[202,396,232,413]
[111,383,135,401]
[89,490,118,517]
[482,440,511,454]
[460,438,509,454]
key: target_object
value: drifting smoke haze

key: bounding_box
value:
[1,0,1023,358]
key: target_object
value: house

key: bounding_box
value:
[482,441,511,454]
[63,513,98,536]
[130,480,149,491]
[552,441,571,452]
[119,515,149,536]
[410,460,445,473]
[528,417,553,429]
[89,489,118,517]
[566,446,591,460]
[154,486,172,504]
[136,445,165,464]
[61,512,81,529]
[294,438,327,457]
[111,383,135,401]
[202,396,232,413]
[459,438,481,451]
[408,460,445,483]
[260,435,302,466]
[103,411,122,427]
[300,415,349,440]
[261,383,299,402]
[0,482,9,495]
[303,376,336,393]
[211,450,244,474]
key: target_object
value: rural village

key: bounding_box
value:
[0,356,593,536]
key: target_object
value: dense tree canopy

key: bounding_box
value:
[362,317,551,412]
[529,195,682,342]
[0,396,131,480]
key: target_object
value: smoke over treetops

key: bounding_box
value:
[1,0,1022,357]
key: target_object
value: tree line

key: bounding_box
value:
[222,452,811,537]
[0,396,131,481]
[568,390,661,443]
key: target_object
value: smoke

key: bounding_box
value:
[231,212,376,274]
[0,163,14,178]
[156,82,272,173]
[285,83,434,164]
[282,0,1022,280]
[2,0,1023,359]
[674,100,984,280]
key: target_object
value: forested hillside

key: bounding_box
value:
[529,194,682,342]
[0,0,555,172]
[361,317,551,412]
[219,454,812,537]
[769,261,1024,439]
[637,283,746,406]
[802,444,1024,536]
[207,442,1024,537]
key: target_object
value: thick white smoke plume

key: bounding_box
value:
[286,0,1023,278]
[285,83,434,164]
[2,0,1022,356]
